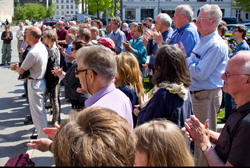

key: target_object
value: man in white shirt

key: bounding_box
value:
[16,22,24,62]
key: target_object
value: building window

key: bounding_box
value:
[71,0,74,2]
[66,11,69,14]
[57,11,59,15]
[246,13,249,19]
[61,5,64,9]
[197,0,206,1]
[221,9,225,16]
[140,0,146,1]
[56,0,59,2]
[141,9,154,21]
[66,0,69,2]
[71,11,73,14]
[236,10,241,20]
[75,5,78,9]
[66,5,69,9]
[61,11,64,15]
[183,0,189,1]
[71,5,73,9]
[75,11,78,14]
[56,5,59,9]
[125,9,136,20]
[61,0,63,3]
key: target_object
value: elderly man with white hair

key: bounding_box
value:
[16,22,25,62]
[122,22,133,41]
[185,4,228,166]
[183,51,250,166]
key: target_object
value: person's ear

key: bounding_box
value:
[89,70,96,84]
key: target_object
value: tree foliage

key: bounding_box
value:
[73,0,116,18]
[233,0,250,13]
[14,3,57,21]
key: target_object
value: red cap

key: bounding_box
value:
[98,38,115,51]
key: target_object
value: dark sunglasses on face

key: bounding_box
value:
[75,69,98,75]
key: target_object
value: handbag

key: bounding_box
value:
[4,153,35,167]
[18,70,30,80]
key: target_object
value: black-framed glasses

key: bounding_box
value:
[192,51,201,59]
[224,71,250,78]
[75,69,98,75]
[71,48,76,51]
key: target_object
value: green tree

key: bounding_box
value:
[14,4,26,21]
[46,3,57,19]
[25,3,37,20]
[34,3,47,20]
[74,0,115,18]
[233,0,250,13]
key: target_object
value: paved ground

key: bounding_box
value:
[0,23,225,166]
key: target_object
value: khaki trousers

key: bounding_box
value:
[28,78,48,139]
[191,87,222,166]
[17,40,23,62]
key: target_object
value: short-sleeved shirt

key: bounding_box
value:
[57,28,68,48]
[85,83,133,129]
[231,40,250,58]
[21,42,48,79]
[214,101,250,166]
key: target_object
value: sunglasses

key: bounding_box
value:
[71,48,77,51]
[75,69,98,75]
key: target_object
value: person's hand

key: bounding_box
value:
[10,63,19,71]
[27,138,52,152]
[76,87,87,94]
[184,115,211,149]
[20,48,25,53]
[52,66,63,77]
[122,41,130,51]
[43,122,60,139]
[140,93,150,109]
[141,34,148,47]
[152,29,164,45]
[146,29,154,40]
[134,105,141,116]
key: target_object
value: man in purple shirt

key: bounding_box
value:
[75,45,134,129]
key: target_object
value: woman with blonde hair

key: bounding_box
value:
[134,119,195,166]
[115,52,145,127]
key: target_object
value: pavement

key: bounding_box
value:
[0,23,225,167]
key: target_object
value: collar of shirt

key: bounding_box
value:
[85,83,116,107]
[132,36,142,44]
[199,31,218,44]
[113,28,120,35]
[176,22,191,34]
[234,101,250,113]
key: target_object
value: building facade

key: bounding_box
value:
[14,0,53,8]
[53,0,82,20]
[0,0,14,23]
[122,0,250,22]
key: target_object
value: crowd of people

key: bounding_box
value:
[3,3,250,167]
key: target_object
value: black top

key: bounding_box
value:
[138,88,193,128]
[1,31,13,44]
[62,62,91,102]
[214,101,250,166]
[119,85,139,128]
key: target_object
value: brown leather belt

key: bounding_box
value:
[190,90,205,94]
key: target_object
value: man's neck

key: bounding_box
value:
[236,38,244,44]
[30,40,39,47]
[235,93,250,109]
[160,26,171,34]
[112,27,119,32]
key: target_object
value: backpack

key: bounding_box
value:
[44,44,60,93]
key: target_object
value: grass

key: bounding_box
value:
[143,77,226,124]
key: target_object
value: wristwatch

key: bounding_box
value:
[201,145,212,152]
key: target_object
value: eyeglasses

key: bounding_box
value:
[196,17,211,22]
[232,29,239,32]
[173,14,184,17]
[75,69,98,75]
[71,48,76,51]
[192,51,201,59]
[224,71,250,78]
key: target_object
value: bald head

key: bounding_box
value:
[230,51,250,74]
[29,26,42,39]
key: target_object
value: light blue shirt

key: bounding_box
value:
[110,28,126,55]
[129,36,147,65]
[65,42,72,63]
[170,23,200,57]
[186,31,228,91]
